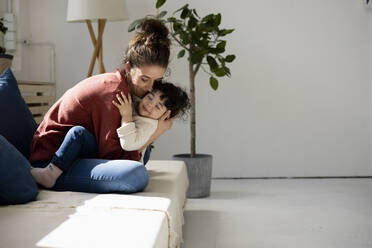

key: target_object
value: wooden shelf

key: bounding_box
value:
[18,80,56,124]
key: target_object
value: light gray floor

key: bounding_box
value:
[182,179,372,248]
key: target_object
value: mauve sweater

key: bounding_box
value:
[29,70,141,162]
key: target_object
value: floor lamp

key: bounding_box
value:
[67,0,129,77]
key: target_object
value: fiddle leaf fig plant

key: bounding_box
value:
[129,0,236,157]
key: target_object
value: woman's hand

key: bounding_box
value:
[112,92,133,123]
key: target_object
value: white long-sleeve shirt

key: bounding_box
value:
[116,115,158,163]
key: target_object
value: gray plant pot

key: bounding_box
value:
[172,154,212,198]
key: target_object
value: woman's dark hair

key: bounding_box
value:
[124,19,171,69]
[152,81,190,119]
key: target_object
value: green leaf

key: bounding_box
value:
[177,49,185,58]
[212,40,226,54]
[217,41,226,50]
[215,14,221,26]
[213,41,226,53]
[197,37,208,48]
[225,55,236,63]
[181,8,190,19]
[212,67,226,77]
[191,52,204,64]
[128,18,144,32]
[190,31,202,45]
[156,0,166,9]
[219,29,234,36]
[174,4,189,14]
[208,48,218,54]
[202,14,214,23]
[156,11,167,19]
[207,56,218,70]
[188,16,198,29]
[180,32,191,45]
[173,22,182,32]
[167,17,177,22]
[192,9,200,18]
[210,77,218,90]
[223,66,231,77]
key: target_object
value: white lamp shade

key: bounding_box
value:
[67,0,129,22]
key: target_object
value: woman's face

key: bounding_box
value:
[138,91,168,120]
[127,64,165,98]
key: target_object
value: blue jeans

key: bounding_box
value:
[51,126,99,172]
[31,126,149,194]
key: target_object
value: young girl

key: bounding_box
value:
[31,81,189,188]
[113,81,190,163]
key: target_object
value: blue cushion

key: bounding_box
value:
[143,147,151,165]
[0,68,37,158]
[0,135,39,205]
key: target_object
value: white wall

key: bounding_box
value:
[8,0,372,177]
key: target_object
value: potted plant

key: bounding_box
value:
[0,17,13,74]
[129,0,235,198]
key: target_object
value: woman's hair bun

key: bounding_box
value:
[124,18,171,68]
[140,19,170,47]
[141,19,169,39]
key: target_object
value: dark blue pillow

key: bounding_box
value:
[0,135,39,205]
[143,147,151,165]
[0,68,37,158]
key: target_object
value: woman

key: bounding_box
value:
[29,19,174,194]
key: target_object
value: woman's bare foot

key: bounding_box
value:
[30,164,63,188]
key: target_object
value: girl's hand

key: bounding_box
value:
[156,110,177,136]
[139,110,177,151]
[112,92,133,123]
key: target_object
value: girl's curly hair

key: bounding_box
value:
[152,81,190,119]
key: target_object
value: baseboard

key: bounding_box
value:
[213,176,372,180]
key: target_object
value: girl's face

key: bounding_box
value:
[127,63,165,98]
[138,91,168,120]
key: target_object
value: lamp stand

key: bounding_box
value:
[85,19,106,77]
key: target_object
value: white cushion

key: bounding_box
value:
[0,160,188,248]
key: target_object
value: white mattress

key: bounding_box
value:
[0,160,189,248]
